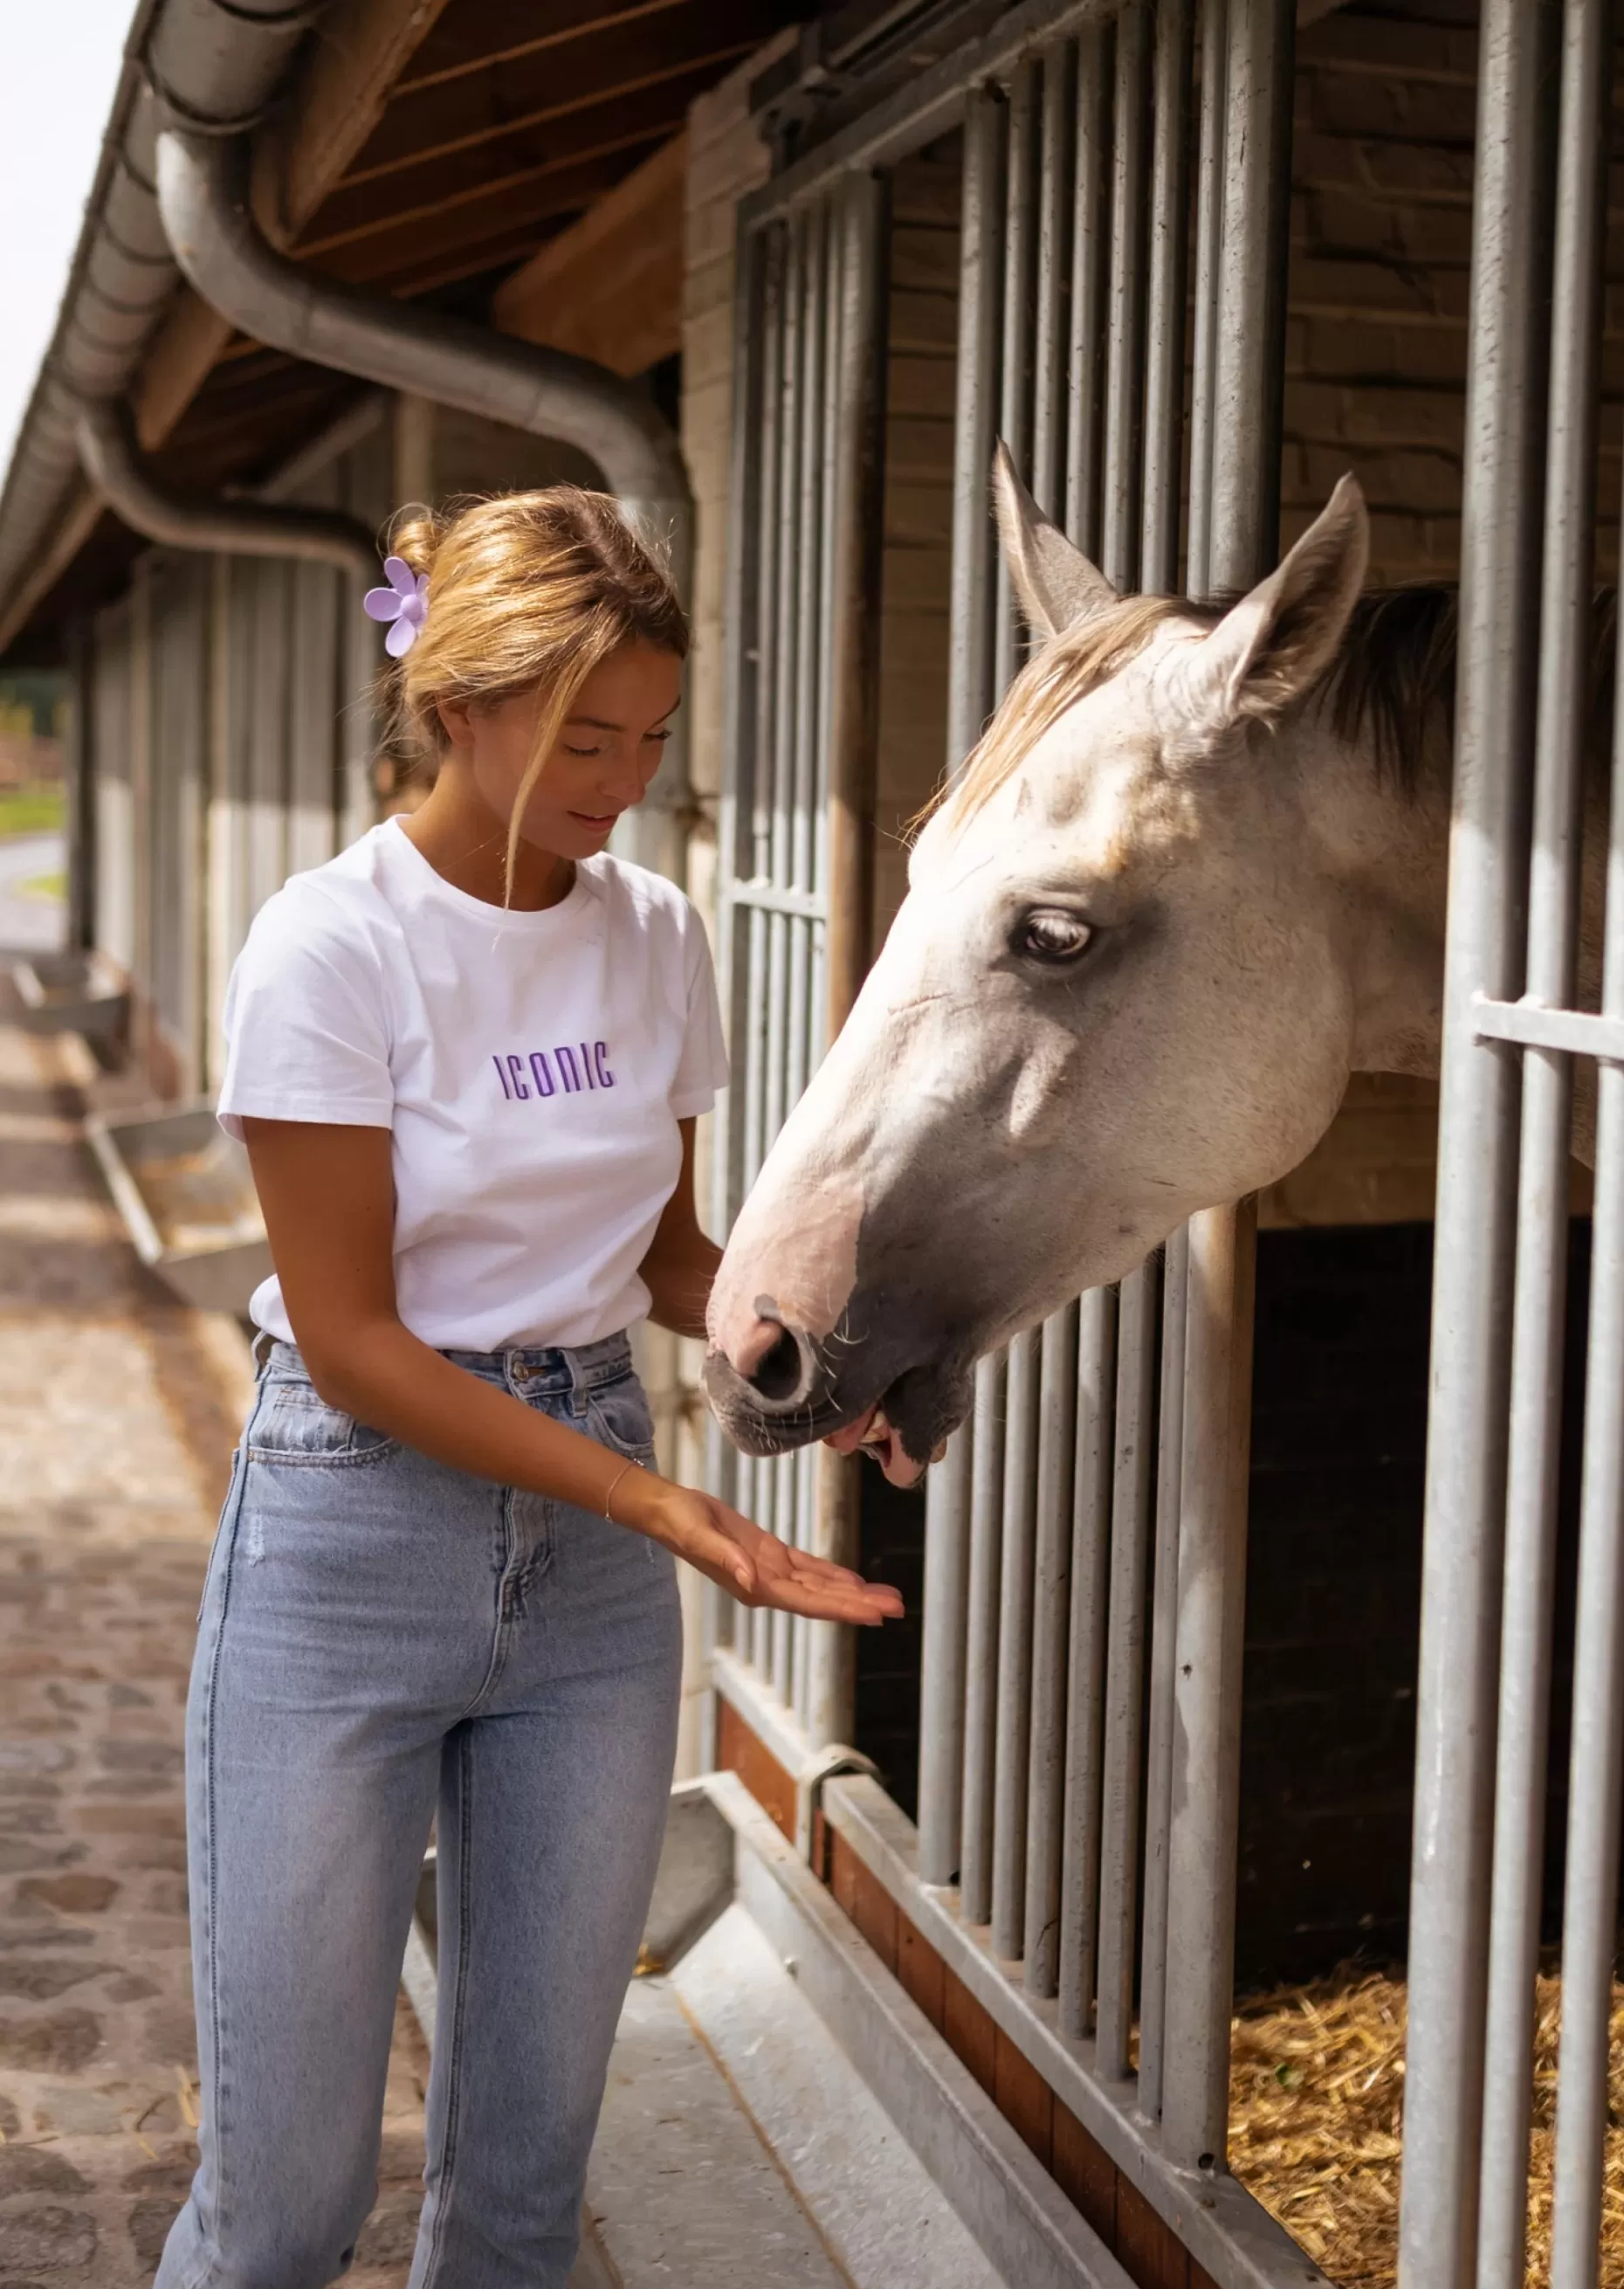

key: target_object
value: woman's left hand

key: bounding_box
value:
[712,1497,905,1623]
[626,1479,904,1624]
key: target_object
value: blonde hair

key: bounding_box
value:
[378,486,688,890]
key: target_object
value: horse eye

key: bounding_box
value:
[1017,909,1092,964]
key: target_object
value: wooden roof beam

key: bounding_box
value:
[492,130,686,377]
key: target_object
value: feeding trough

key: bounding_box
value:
[10,949,127,1045]
[86,1100,271,1313]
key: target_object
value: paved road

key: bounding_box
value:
[0,830,65,956]
[0,1023,430,2285]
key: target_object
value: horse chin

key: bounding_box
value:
[829,1359,974,1487]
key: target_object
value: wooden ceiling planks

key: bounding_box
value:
[387,0,702,93]
[14,0,815,652]
[335,0,779,188]
[301,66,721,269]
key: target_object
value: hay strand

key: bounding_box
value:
[1227,1963,1624,2289]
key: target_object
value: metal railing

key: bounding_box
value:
[712,3,1624,2286]
[912,0,1294,2184]
[1400,4,1624,2287]
[708,8,1320,2286]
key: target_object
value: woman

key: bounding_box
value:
[156,488,901,2289]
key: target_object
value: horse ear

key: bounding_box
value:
[1186,475,1370,728]
[992,441,1117,639]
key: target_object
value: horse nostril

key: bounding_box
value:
[747,1325,812,1405]
[717,1298,819,1410]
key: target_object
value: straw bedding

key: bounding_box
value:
[1226,1964,1624,2289]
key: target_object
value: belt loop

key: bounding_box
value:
[565,1347,589,1419]
[252,1329,274,1372]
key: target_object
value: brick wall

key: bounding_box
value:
[1284,1,1478,583]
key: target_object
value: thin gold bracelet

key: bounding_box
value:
[603,1457,643,1523]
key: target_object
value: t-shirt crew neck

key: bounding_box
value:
[382,816,591,933]
[217,819,729,1353]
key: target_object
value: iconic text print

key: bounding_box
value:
[492,1042,616,1102]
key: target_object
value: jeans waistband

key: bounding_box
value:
[255,1329,635,1397]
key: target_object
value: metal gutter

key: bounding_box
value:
[76,396,375,578]
[155,130,692,543]
[74,394,380,845]
[0,0,334,652]
[155,123,695,879]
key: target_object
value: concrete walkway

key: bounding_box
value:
[0,833,65,954]
[0,1020,430,2285]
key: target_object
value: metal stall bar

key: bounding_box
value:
[987,48,1062,1970]
[807,169,890,1753]
[1135,0,1194,2121]
[773,202,829,1708]
[961,1351,1009,1925]
[797,189,839,1732]
[947,83,1008,784]
[1058,1284,1118,2037]
[1090,0,1159,2086]
[1137,1222,1190,2118]
[920,83,1008,1889]
[729,221,789,1661]
[1031,42,1076,520]
[1065,20,1109,556]
[1476,4,1610,2283]
[1025,1300,1079,1994]
[1549,504,1624,2288]
[919,1429,974,1885]
[1140,0,1193,597]
[994,59,1041,700]
[702,211,770,1705]
[1399,4,1559,2280]
[991,1326,1043,1960]
[1096,1265,1158,2077]
[754,206,809,1684]
[1185,0,1227,600]
[1021,36,1083,1996]
[1100,3,1149,592]
[1160,0,1295,2175]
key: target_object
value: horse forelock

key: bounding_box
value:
[932,594,1193,833]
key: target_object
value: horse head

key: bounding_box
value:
[705,458,1386,1484]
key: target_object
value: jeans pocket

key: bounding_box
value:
[246,1383,398,1466]
[586,1373,657,1465]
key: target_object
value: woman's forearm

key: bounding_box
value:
[307,1316,651,1517]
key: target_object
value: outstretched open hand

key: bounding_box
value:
[633,1482,904,1625]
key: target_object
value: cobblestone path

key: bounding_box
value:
[0,1024,430,2286]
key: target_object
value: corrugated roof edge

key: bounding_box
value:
[0,0,333,653]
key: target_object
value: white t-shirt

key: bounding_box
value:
[218,819,728,1351]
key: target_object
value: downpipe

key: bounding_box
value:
[155,126,696,882]
[75,394,380,845]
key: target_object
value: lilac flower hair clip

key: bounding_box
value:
[364,555,429,658]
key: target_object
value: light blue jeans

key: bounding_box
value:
[156,1333,682,2289]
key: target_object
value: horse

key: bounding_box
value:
[703,452,1607,1486]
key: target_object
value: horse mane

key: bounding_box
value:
[1327,586,1460,788]
[939,578,1621,828]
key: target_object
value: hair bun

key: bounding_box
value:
[384,504,442,579]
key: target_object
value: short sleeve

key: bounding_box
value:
[670,903,730,1120]
[217,883,395,1140]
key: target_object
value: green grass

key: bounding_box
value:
[22,872,65,903]
[0,783,63,839]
